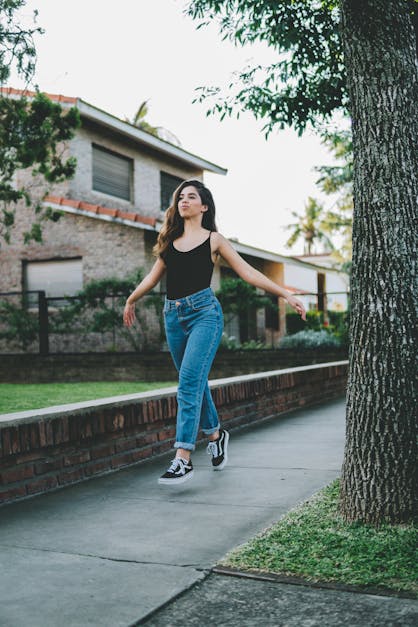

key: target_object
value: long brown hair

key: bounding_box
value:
[153,179,218,257]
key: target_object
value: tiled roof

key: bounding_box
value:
[2,86,227,176]
[44,196,157,228]
[0,87,78,105]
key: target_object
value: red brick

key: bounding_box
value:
[19,424,31,452]
[0,485,27,503]
[111,452,133,469]
[115,438,136,453]
[1,429,12,457]
[80,417,93,439]
[26,476,58,495]
[1,465,34,483]
[57,416,69,444]
[30,424,40,449]
[152,441,172,455]
[157,428,176,441]
[91,414,106,435]
[113,413,125,430]
[131,447,153,462]
[5,427,20,455]
[34,458,63,474]
[58,468,85,485]
[38,421,47,447]
[15,451,44,464]
[45,421,54,446]
[63,450,90,466]
[136,433,157,447]
[84,459,112,476]
[90,443,114,460]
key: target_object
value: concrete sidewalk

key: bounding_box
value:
[1,398,415,626]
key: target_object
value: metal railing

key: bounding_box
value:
[0,290,349,355]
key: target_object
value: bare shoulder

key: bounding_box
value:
[211,231,230,252]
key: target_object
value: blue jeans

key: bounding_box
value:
[163,287,224,451]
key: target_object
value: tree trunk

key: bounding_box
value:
[340,0,417,524]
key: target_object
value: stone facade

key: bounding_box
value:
[69,122,202,221]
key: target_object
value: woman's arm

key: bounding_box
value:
[123,257,166,327]
[213,232,306,320]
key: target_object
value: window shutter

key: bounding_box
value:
[92,145,132,201]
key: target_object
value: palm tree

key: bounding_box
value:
[126,100,181,146]
[285,197,335,255]
[315,127,353,266]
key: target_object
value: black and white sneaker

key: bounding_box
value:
[207,429,229,470]
[158,457,194,485]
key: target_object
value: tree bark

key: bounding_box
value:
[340,0,417,524]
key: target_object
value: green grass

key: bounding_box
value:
[0,381,177,414]
[221,480,418,595]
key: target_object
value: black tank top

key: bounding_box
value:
[163,233,214,299]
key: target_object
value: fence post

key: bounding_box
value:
[38,291,49,355]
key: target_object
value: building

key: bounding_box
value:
[0,88,348,352]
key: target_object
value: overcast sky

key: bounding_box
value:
[10,0,340,254]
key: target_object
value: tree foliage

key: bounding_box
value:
[185,0,417,135]
[0,0,80,245]
[0,91,80,244]
[185,0,346,135]
[0,0,42,84]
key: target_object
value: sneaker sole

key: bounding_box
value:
[158,470,194,485]
[213,430,229,471]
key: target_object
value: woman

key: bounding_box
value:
[123,180,306,485]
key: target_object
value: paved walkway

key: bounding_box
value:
[1,398,416,626]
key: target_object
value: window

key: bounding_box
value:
[92,144,133,201]
[160,171,184,212]
[23,258,83,307]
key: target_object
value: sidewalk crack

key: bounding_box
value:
[0,542,206,569]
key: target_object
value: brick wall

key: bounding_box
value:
[0,362,348,505]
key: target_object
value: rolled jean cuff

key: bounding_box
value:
[174,441,195,451]
[201,423,220,436]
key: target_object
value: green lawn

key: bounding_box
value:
[221,480,417,596]
[0,381,177,414]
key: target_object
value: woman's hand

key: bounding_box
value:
[286,294,306,321]
[123,301,136,328]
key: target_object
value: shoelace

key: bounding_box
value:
[206,441,218,457]
[168,458,186,473]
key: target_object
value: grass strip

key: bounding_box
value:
[0,381,177,414]
[221,480,417,596]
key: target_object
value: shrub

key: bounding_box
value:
[286,310,324,334]
[0,300,39,350]
[279,329,342,350]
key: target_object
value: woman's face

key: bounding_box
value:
[177,186,207,219]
